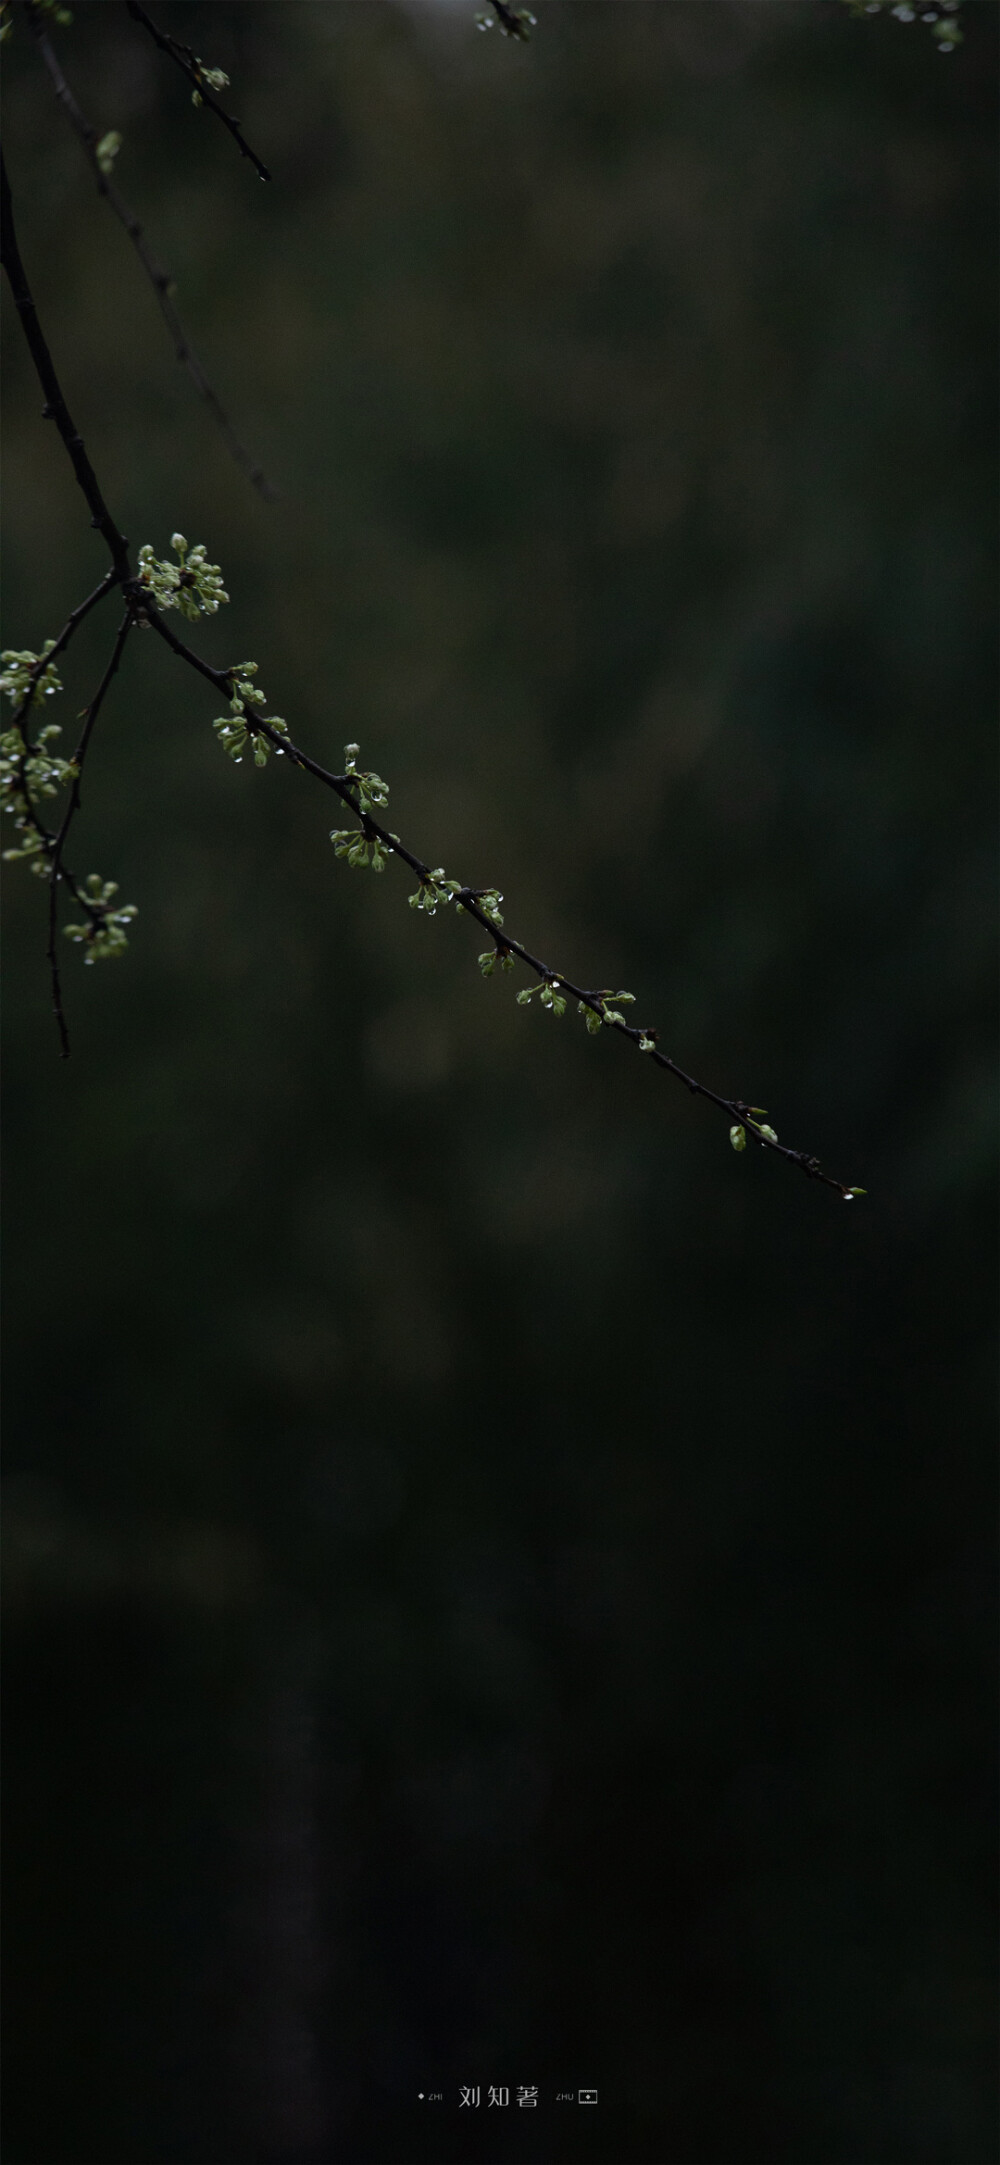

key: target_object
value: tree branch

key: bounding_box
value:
[124,0,272,182]
[141,607,862,1198]
[25,2,277,500]
[2,119,863,1197]
[8,568,118,751]
[4,570,120,904]
[1,149,132,581]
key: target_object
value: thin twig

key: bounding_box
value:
[3,775,109,1054]
[6,567,120,875]
[0,583,130,1055]
[124,0,272,182]
[25,3,277,500]
[9,568,118,753]
[46,609,135,1057]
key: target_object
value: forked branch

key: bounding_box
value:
[0,49,865,1198]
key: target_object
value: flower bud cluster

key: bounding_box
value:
[343,743,390,815]
[577,990,635,1035]
[330,828,390,872]
[408,870,463,915]
[1,645,63,710]
[516,977,567,1016]
[63,874,137,963]
[1,721,75,817]
[212,663,289,766]
[137,535,229,623]
[0,654,76,877]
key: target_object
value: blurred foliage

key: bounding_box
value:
[841,0,966,53]
[2,5,997,2162]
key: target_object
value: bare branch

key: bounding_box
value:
[26,2,277,500]
[1,149,132,580]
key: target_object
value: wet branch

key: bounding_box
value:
[9,569,118,752]
[1,129,861,1195]
[145,609,859,1198]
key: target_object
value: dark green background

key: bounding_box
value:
[2,4,996,2160]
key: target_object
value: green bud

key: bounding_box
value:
[730,1124,747,1152]
[96,130,122,176]
[477,887,504,927]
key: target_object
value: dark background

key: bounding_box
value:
[2,4,997,2160]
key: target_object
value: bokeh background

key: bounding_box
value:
[2,4,996,2160]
